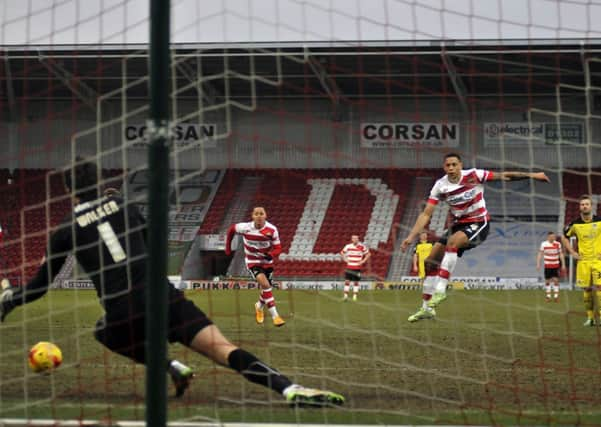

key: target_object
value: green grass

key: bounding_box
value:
[1,288,601,426]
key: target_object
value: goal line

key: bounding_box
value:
[0,421,486,427]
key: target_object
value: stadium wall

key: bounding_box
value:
[0,97,597,170]
[56,277,567,291]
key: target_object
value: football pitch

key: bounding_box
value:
[1,288,600,426]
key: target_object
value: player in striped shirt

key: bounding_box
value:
[225,207,285,327]
[536,231,565,302]
[340,235,371,301]
[401,152,549,322]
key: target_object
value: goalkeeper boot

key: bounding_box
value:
[408,307,436,323]
[427,292,447,308]
[284,385,345,407]
[583,318,595,327]
[0,278,16,323]
[254,302,264,325]
[273,315,286,327]
[168,361,194,398]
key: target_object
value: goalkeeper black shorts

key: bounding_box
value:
[94,283,213,361]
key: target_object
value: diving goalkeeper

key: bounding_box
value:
[0,160,344,406]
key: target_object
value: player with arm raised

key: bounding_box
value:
[0,160,344,406]
[401,152,550,322]
[536,231,565,302]
[225,207,285,327]
[561,195,601,326]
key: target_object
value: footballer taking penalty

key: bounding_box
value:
[401,153,550,322]
[0,160,344,407]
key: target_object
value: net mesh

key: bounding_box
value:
[1,1,601,426]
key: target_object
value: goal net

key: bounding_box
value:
[1,1,601,426]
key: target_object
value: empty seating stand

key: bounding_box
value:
[199,169,419,280]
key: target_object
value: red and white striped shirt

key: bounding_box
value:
[427,168,493,224]
[232,220,281,269]
[341,242,369,270]
[539,240,562,268]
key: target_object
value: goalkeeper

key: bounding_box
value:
[0,160,344,406]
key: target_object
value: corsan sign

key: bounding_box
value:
[125,123,217,148]
[360,122,460,148]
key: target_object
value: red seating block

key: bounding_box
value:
[201,169,420,279]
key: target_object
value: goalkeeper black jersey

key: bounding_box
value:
[15,195,149,307]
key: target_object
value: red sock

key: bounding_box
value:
[261,288,275,308]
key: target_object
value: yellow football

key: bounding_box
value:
[28,341,63,373]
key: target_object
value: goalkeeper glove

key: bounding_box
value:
[0,279,16,322]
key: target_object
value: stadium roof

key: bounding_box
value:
[1,40,600,108]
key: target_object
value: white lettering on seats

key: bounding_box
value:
[280,178,399,261]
